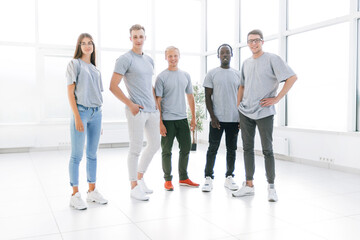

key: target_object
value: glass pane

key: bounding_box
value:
[154,53,168,77]
[101,51,127,122]
[240,0,279,43]
[264,39,279,55]
[288,0,349,29]
[100,0,152,50]
[43,55,72,119]
[287,23,349,131]
[240,46,252,65]
[207,0,236,51]
[155,0,201,53]
[0,46,37,123]
[38,0,97,45]
[180,55,201,85]
[0,0,35,42]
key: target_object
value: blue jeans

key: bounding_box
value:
[69,104,102,187]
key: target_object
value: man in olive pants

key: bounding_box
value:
[155,46,199,191]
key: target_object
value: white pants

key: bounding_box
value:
[125,109,160,181]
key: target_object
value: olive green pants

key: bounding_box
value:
[161,119,191,181]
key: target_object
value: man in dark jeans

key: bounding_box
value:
[202,44,241,192]
[233,29,297,202]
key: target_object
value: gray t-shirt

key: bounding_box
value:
[238,52,296,120]
[114,50,156,113]
[203,67,241,122]
[66,59,103,107]
[155,69,193,120]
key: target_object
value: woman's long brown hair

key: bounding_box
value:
[73,33,96,66]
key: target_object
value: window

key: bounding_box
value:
[155,0,201,53]
[287,23,350,131]
[207,0,236,51]
[101,51,127,122]
[0,0,35,43]
[38,0,97,45]
[240,0,279,42]
[288,0,349,29]
[42,55,72,120]
[100,0,152,50]
[0,46,37,123]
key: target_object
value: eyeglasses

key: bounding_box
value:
[80,42,94,46]
[247,38,263,44]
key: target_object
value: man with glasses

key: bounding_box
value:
[233,29,297,202]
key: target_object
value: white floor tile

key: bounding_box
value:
[305,192,360,216]
[0,185,52,218]
[62,224,150,240]
[136,214,231,240]
[264,200,341,225]
[1,145,360,240]
[17,234,63,240]
[302,217,360,240]
[54,206,131,232]
[236,226,326,240]
[0,213,59,239]
[200,207,290,236]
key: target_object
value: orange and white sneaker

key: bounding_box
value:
[179,178,200,187]
[164,181,174,191]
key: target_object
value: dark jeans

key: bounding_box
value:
[161,119,191,181]
[204,122,239,179]
[239,112,275,184]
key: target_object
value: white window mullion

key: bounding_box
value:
[352,0,360,131]
[278,0,287,127]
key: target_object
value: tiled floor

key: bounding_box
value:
[0,144,360,240]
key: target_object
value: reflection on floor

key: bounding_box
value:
[0,144,360,240]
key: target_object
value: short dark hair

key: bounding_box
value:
[247,29,263,40]
[217,44,233,56]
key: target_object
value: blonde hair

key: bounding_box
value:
[129,24,145,35]
[165,46,180,56]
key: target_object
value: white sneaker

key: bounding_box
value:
[87,189,108,204]
[224,176,239,191]
[202,177,213,192]
[268,184,278,202]
[138,178,153,194]
[232,182,255,197]
[131,185,149,201]
[70,192,87,210]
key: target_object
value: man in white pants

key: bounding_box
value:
[110,24,160,201]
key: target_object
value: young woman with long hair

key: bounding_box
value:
[66,33,107,210]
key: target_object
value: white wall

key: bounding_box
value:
[197,120,360,174]
[0,122,128,151]
[1,121,360,174]
[273,127,360,173]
